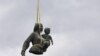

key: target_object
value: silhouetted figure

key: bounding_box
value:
[21,23,44,56]
[42,28,53,52]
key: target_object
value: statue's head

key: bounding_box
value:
[34,23,43,32]
[44,28,50,34]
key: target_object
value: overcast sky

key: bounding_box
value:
[0,0,100,56]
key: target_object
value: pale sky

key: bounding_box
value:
[0,0,100,56]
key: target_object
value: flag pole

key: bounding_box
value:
[36,0,41,23]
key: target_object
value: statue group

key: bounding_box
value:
[21,23,53,56]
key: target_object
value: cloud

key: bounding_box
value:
[0,0,100,56]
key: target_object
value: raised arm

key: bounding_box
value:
[50,36,53,45]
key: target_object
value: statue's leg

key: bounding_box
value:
[29,44,43,55]
[43,41,50,52]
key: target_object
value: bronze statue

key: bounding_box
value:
[21,23,53,56]
[21,23,44,56]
